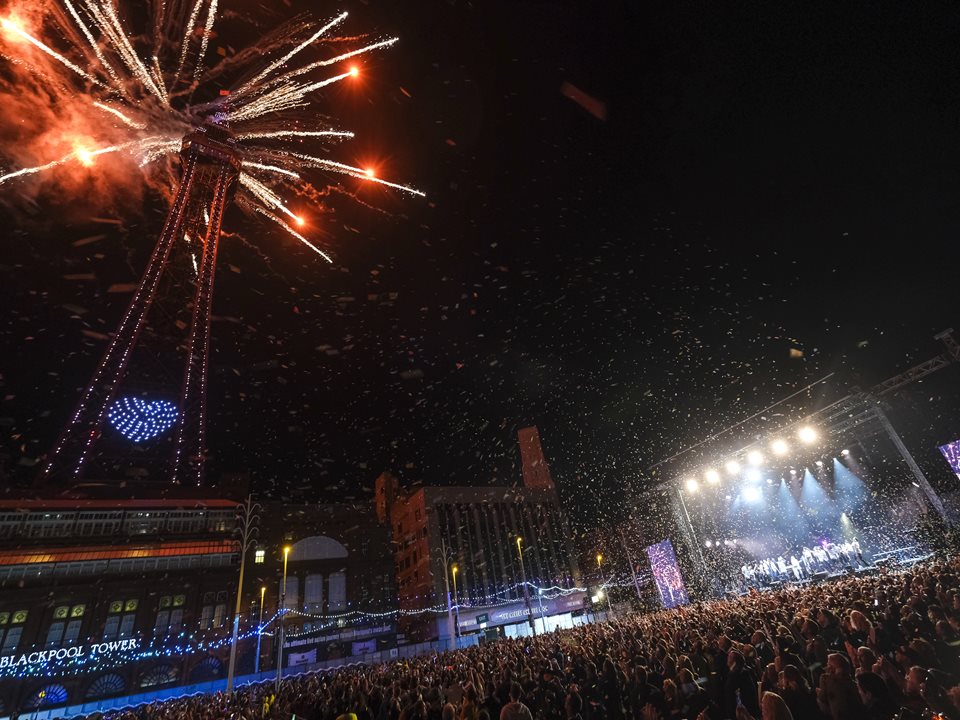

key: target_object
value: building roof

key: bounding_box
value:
[0,498,238,511]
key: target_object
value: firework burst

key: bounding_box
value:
[0,0,423,261]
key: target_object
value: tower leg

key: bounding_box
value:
[172,164,231,486]
[41,152,200,484]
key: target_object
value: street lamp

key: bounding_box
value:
[275,544,291,692]
[451,563,460,643]
[227,495,260,693]
[516,536,536,636]
[255,586,265,674]
[438,539,456,647]
[597,553,613,619]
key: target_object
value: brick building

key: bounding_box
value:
[376,427,583,641]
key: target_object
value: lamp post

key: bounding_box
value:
[438,539,456,647]
[275,544,291,693]
[537,587,546,634]
[451,563,460,644]
[254,586,266,674]
[597,553,613,619]
[516,536,536,636]
[227,495,260,693]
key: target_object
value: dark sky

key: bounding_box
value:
[1,0,959,524]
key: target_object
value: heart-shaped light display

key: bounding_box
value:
[108,397,178,442]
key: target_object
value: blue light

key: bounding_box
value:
[742,485,762,503]
[107,397,178,442]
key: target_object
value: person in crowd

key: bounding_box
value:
[69,557,960,720]
[856,671,898,720]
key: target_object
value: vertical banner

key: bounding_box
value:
[645,538,689,609]
[939,439,960,481]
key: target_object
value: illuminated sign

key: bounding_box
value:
[0,639,139,669]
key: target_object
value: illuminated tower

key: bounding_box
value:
[42,124,241,487]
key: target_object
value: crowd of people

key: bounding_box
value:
[740,540,866,586]
[71,555,960,720]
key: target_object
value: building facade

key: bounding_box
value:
[377,427,582,641]
[0,498,242,717]
[247,503,398,670]
[0,497,400,716]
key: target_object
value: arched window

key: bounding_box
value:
[86,673,126,698]
[289,536,348,561]
[190,656,224,682]
[23,684,69,710]
[140,664,178,688]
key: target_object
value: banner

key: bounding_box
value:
[287,648,317,667]
[645,539,689,609]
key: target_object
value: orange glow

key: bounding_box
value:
[363,167,376,178]
[294,215,305,227]
[349,65,360,77]
[0,16,28,43]
[74,146,94,167]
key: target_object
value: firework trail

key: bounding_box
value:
[0,0,422,261]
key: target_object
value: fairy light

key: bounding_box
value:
[107,397,178,442]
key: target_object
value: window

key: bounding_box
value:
[328,572,346,611]
[304,574,324,612]
[213,603,226,628]
[154,611,169,634]
[103,616,120,640]
[1,626,22,652]
[63,620,81,645]
[254,549,265,564]
[173,594,186,607]
[200,605,214,629]
[118,613,136,638]
[159,596,172,609]
[45,622,65,648]
[169,608,183,631]
[282,576,299,610]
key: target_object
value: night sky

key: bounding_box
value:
[1,0,959,527]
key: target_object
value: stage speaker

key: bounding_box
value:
[811,571,829,583]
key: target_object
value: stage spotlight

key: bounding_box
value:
[743,486,762,503]
[815,460,824,467]
[725,460,741,475]
[766,477,774,484]
[771,439,789,456]
[725,494,732,501]
[704,540,712,548]
[685,478,699,493]
[790,468,796,475]
[747,450,764,466]
[841,448,850,456]
[798,426,818,444]
[723,539,731,546]
[705,469,721,484]
[744,468,762,483]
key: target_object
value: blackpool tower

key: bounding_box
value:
[42,123,241,487]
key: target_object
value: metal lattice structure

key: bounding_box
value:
[42,124,240,487]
